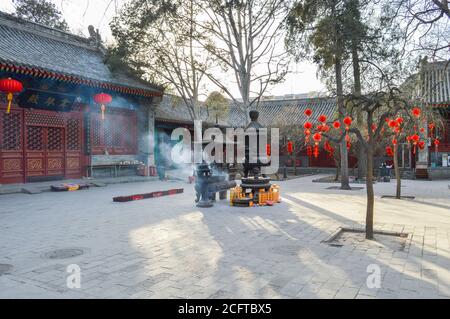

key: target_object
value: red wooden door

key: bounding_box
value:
[0,109,24,183]
[25,126,65,180]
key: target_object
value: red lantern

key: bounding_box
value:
[392,139,397,146]
[434,139,440,152]
[287,141,293,154]
[418,141,425,150]
[312,133,321,158]
[388,120,398,129]
[306,145,313,158]
[0,78,23,114]
[396,117,404,125]
[386,146,394,157]
[304,108,313,117]
[313,133,322,143]
[318,115,327,123]
[94,93,113,120]
[304,122,313,130]
[412,107,421,118]
[324,140,334,158]
[343,116,352,128]
[371,124,377,132]
[411,134,420,154]
[333,121,341,129]
[419,127,425,133]
[321,124,330,133]
[266,144,271,156]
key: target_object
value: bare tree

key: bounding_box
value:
[394,0,450,60]
[196,0,290,121]
[110,0,213,120]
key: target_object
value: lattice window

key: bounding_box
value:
[104,122,114,147]
[67,119,81,150]
[47,127,63,151]
[91,117,101,146]
[90,111,137,154]
[1,113,22,150]
[26,112,64,127]
[27,126,44,151]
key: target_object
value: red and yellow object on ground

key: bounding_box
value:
[230,185,280,207]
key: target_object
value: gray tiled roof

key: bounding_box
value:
[156,94,337,128]
[155,95,208,123]
[229,97,337,127]
[0,12,161,93]
[419,61,450,104]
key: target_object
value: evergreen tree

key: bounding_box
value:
[12,0,69,31]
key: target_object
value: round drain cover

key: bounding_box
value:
[0,264,13,276]
[44,248,85,259]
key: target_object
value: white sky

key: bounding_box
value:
[0,0,326,98]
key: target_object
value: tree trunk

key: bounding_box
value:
[365,145,375,240]
[365,112,375,240]
[393,144,401,199]
[351,36,366,181]
[336,59,350,190]
[334,158,340,181]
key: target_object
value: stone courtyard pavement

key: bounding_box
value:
[1,175,450,299]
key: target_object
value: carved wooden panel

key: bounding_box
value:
[1,113,22,150]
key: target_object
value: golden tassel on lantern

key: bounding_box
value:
[101,104,106,120]
[6,92,13,114]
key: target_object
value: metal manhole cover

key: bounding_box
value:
[0,264,13,275]
[270,245,300,256]
[44,248,85,259]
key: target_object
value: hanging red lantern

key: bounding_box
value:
[392,139,397,146]
[94,93,113,120]
[318,114,327,123]
[396,117,404,125]
[333,121,341,129]
[434,139,440,152]
[411,134,420,154]
[371,124,377,132]
[321,124,330,133]
[304,121,313,130]
[313,133,322,143]
[304,108,313,117]
[418,141,425,150]
[287,141,293,154]
[312,133,321,158]
[386,147,393,157]
[0,78,23,114]
[306,145,313,158]
[428,123,435,131]
[343,116,352,128]
[344,116,353,126]
[266,144,271,156]
[324,140,334,158]
[388,120,398,129]
[412,107,421,118]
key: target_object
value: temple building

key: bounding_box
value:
[1,12,448,185]
[0,12,163,184]
[415,60,450,179]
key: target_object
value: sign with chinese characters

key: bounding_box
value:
[18,89,77,112]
